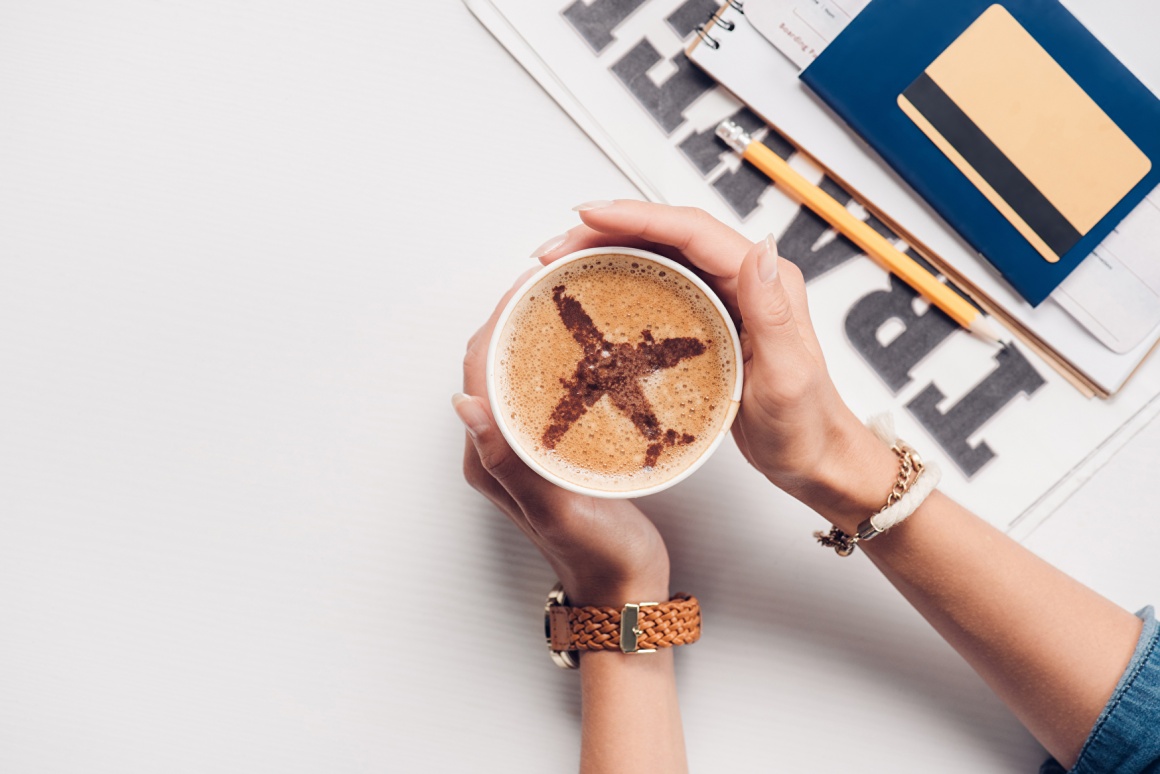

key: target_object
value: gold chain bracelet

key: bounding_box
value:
[814,440,926,556]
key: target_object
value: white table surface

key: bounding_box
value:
[1,2,1156,771]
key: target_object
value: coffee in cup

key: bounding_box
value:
[487,248,742,498]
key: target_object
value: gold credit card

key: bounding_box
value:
[897,4,1151,263]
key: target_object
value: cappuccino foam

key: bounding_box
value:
[494,253,737,493]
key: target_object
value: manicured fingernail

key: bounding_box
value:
[572,199,614,212]
[530,233,567,259]
[452,393,489,440]
[757,234,779,283]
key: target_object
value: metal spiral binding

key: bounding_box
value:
[693,27,720,49]
[693,2,743,50]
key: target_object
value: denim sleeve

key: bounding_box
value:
[1041,606,1160,774]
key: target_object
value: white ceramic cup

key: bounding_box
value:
[485,247,743,499]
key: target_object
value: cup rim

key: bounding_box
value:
[485,247,744,499]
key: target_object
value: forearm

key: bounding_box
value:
[803,429,1141,767]
[866,493,1138,765]
[579,650,687,774]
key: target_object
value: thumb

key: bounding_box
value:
[736,235,804,364]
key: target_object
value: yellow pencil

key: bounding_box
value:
[716,120,1001,343]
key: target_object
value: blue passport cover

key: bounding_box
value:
[801,0,1160,306]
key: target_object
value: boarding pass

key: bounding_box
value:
[745,0,871,69]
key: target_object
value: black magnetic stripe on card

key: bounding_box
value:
[903,71,1082,258]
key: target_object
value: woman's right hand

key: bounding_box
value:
[538,200,899,529]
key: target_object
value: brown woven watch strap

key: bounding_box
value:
[561,594,701,652]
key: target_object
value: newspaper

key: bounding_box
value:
[465,0,1160,535]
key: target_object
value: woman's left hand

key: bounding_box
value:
[454,271,671,607]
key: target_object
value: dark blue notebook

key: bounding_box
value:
[801,0,1160,306]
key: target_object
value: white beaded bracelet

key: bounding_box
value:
[815,413,942,556]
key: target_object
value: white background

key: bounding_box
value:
[0,1,1156,771]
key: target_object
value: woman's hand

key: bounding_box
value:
[536,200,898,530]
[454,270,671,607]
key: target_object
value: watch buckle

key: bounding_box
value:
[620,602,658,654]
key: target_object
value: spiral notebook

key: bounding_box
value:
[687,0,1160,395]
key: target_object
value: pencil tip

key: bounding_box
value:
[969,316,1004,345]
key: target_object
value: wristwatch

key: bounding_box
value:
[543,582,702,669]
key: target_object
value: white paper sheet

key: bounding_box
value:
[466,0,1160,538]
[1055,190,1160,352]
